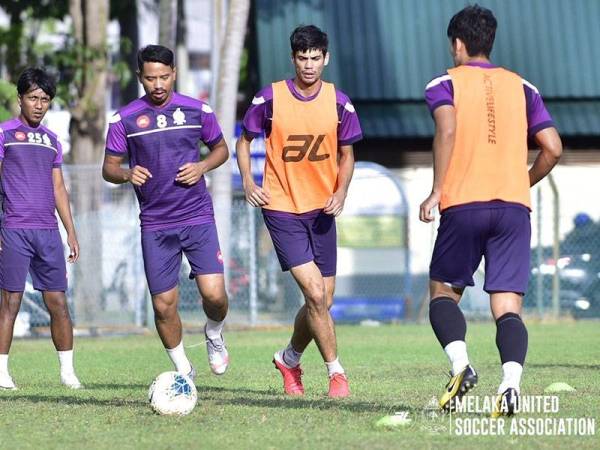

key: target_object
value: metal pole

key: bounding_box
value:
[248,203,258,326]
[536,186,543,317]
[548,174,560,318]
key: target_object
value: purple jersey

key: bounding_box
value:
[105,92,223,231]
[425,62,555,136]
[242,79,363,145]
[0,118,62,229]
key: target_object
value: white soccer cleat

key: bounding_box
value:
[205,326,229,375]
[61,373,83,390]
[0,372,17,390]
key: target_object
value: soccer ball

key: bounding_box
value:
[148,371,197,416]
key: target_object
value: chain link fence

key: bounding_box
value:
[14,163,598,336]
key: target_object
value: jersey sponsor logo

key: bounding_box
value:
[217,250,224,264]
[282,134,329,162]
[14,131,26,141]
[136,114,151,128]
[173,107,186,125]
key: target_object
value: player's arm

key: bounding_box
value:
[419,105,456,223]
[52,168,79,263]
[529,127,562,187]
[324,145,354,216]
[175,137,229,185]
[102,154,152,186]
[236,133,269,207]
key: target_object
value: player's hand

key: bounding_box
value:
[419,191,441,223]
[243,180,270,207]
[324,190,346,216]
[67,233,79,263]
[128,165,152,186]
[176,162,206,185]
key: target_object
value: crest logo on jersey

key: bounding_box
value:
[136,115,150,128]
[42,134,52,146]
[217,250,224,264]
[173,107,186,125]
[15,131,26,141]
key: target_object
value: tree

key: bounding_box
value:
[211,0,250,276]
[68,0,109,325]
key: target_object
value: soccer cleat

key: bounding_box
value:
[273,351,304,396]
[0,372,17,390]
[205,326,229,375]
[492,388,519,418]
[439,365,478,412]
[61,373,83,390]
[328,373,350,398]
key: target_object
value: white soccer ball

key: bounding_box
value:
[148,371,197,416]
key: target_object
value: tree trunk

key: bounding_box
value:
[211,0,250,278]
[68,0,109,327]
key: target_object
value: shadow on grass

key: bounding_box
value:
[0,394,147,408]
[528,363,600,370]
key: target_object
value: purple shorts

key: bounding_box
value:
[263,209,337,277]
[0,228,68,292]
[430,203,531,294]
[141,223,224,295]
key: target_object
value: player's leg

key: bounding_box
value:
[284,276,335,369]
[0,290,23,389]
[31,229,82,388]
[484,206,531,416]
[142,228,193,378]
[195,273,229,375]
[181,223,229,375]
[42,291,82,389]
[0,229,35,389]
[428,209,487,410]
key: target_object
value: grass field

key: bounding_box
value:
[0,322,598,449]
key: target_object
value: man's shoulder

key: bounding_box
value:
[0,118,21,134]
[250,84,275,106]
[172,92,215,113]
[110,98,149,124]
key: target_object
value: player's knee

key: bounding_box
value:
[305,286,327,314]
[153,297,176,321]
[201,289,227,308]
[0,296,21,319]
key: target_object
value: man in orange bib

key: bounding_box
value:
[237,25,362,398]
[420,5,562,415]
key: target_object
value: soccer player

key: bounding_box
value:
[103,45,230,379]
[0,68,82,390]
[237,25,362,398]
[420,5,562,415]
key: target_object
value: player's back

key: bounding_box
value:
[442,65,530,211]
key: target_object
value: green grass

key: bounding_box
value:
[0,323,599,449]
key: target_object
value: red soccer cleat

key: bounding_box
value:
[273,352,304,396]
[328,373,350,398]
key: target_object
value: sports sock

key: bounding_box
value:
[429,297,469,375]
[495,312,527,393]
[0,354,8,374]
[444,341,470,376]
[325,358,345,377]
[205,318,225,340]
[57,350,75,376]
[281,342,302,368]
[497,361,523,394]
[166,341,192,374]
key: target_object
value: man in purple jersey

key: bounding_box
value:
[420,5,562,415]
[237,26,362,398]
[102,45,230,379]
[0,68,82,390]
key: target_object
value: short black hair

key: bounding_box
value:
[447,4,497,58]
[290,25,328,56]
[137,45,175,71]
[17,68,56,99]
